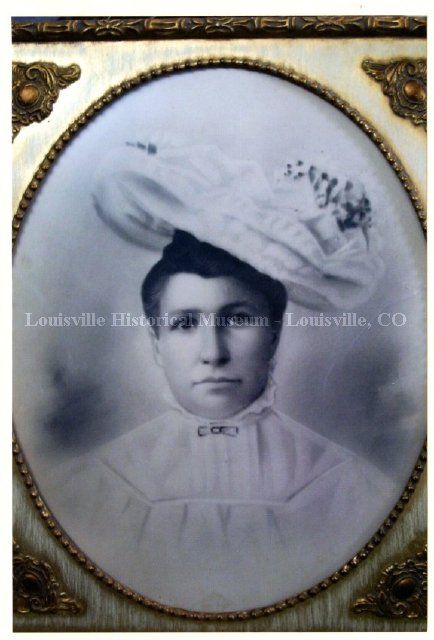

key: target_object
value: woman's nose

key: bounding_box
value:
[199,326,230,365]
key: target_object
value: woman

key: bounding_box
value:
[54,141,399,612]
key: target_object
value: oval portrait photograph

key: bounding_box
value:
[13,63,426,615]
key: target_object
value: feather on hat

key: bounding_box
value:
[92,141,383,310]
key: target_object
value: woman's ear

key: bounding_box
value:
[148,326,163,367]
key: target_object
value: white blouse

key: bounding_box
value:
[50,385,399,612]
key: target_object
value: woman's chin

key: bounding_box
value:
[178,384,268,420]
[188,397,249,421]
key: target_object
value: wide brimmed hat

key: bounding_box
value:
[91,140,384,310]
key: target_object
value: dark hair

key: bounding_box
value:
[141,231,287,331]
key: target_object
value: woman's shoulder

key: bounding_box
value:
[261,409,399,496]
[263,408,351,462]
[99,411,176,452]
[48,412,176,491]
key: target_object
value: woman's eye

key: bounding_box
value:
[171,316,198,331]
[226,313,250,326]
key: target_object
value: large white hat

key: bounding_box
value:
[91,140,383,310]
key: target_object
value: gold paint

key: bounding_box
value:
[371,16,406,29]
[13,539,83,614]
[11,58,427,620]
[18,84,40,105]
[11,16,427,42]
[403,80,426,103]
[12,61,81,140]
[362,58,426,129]
[352,546,427,619]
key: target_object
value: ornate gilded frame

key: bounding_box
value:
[12,15,427,632]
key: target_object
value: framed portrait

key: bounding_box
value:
[12,10,427,633]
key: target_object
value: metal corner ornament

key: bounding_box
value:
[12,61,81,140]
[352,546,427,619]
[13,539,83,614]
[362,58,426,130]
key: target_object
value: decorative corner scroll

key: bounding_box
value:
[362,58,426,130]
[352,545,427,619]
[12,61,81,140]
[13,539,83,614]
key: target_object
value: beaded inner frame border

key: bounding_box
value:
[12,57,427,621]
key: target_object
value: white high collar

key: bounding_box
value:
[163,375,277,427]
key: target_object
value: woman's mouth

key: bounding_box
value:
[194,377,241,385]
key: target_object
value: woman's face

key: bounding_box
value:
[151,273,279,419]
